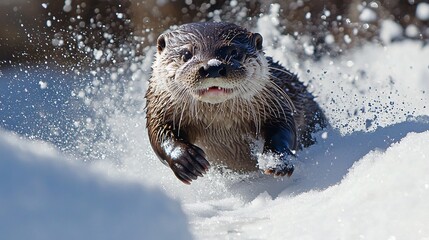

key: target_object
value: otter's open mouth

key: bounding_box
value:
[197,86,233,96]
[195,86,235,103]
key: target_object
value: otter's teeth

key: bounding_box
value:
[197,86,233,96]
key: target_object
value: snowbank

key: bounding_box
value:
[0,130,192,240]
[188,131,429,239]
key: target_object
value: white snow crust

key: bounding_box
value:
[0,131,192,240]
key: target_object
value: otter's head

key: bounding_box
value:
[152,22,269,104]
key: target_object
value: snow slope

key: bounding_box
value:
[187,130,429,239]
[1,7,429,240]
[0,131,192,240]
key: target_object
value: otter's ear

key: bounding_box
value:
[157,34,167,54]
[252,33,263,51]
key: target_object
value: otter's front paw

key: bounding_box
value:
[258,153,294,178]
[166,143,210,184]
[264,163,294,177]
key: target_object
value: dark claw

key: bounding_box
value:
[185,148,208,175]
[167,143,210,184]
[188,145,210,171]
[172,163,193,180]
[174,160,198,180]
[175,172,191,185]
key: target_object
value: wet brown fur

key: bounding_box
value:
[145,22,326,182]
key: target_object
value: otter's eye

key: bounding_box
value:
[181,50,193,62]
[229,48,244,61]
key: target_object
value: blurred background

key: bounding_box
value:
[1,0,428,67]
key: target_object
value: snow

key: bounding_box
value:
[38,80,48,89]
[359,8,377,22]
[380,20,403,44]
[189,131,429,239]
[1,7,429,240]
[324,34,335,45]
[63,0,72,13]
[416,3,429,21]
[0,130,193,240]
[405,24,420,38]
[93,49,103,61]
[207,58,222,67]
[298,41,429,134]
[344,34,352,44]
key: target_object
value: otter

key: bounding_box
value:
[145,22,326,184]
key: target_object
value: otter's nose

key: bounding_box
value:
[198,59,227,78]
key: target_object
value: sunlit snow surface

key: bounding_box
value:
[0,131,192,240]
[1,15,429,240]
